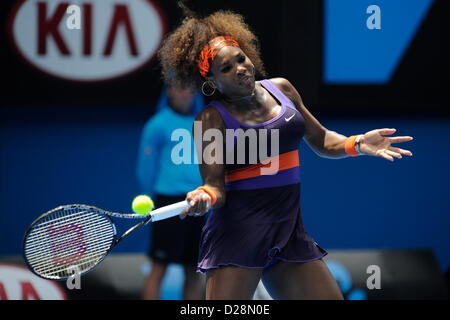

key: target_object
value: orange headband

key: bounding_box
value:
[198,36,240,78]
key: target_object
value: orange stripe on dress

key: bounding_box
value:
[225,150,300,184]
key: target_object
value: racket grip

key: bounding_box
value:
[149,200,190,222]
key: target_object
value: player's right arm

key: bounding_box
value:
[180,107,226,219]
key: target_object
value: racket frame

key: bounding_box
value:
[22,204,151,281]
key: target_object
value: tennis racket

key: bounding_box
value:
[22,201,189,281]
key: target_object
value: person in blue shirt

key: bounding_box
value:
[137,81,206,300]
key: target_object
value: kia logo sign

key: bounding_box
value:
[9,0,167,82]
[0,264,67,300]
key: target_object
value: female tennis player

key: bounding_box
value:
[160,5,414,299]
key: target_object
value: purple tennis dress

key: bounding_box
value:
[197,79,327,273]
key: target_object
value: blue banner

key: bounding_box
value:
[324,0,434,83]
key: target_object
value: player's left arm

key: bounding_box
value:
[270,77,348,158]
[270,78,414,161]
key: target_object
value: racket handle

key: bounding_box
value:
[149,200,190,222]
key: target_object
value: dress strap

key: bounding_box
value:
[259,79,297,111]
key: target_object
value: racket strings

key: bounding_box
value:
[24,207,115,279]
[26,218,112,278]
[25,231,113,274]
[25,209,100,255]
[25,221,113,256]
[25,209,89,230]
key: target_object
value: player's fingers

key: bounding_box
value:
[188,194,202,215]
[202,194,211,211]
[185,191,194,205]
[179,208,188,220]
[204,194,212,211]
[195,193,204,208]
[197,194,209,214]
[182,190,203,219]
[190,194,211,217]
[186,191,200,208]
[183,193,195,217]
[378,128,396,136]
[183,190,212,218]
[376,150,394,161]
[389,136,413,144]
[385,149,402,159]
[389,146,413,156]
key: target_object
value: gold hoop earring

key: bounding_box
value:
[201,81,216,97]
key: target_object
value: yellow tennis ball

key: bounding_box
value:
[132,195,154,216]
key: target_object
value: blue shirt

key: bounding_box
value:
[136,89,205,197]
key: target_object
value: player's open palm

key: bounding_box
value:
[359,128,413,161]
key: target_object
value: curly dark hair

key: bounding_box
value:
[158,2,267,88]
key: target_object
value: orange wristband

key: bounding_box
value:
[345,135,359,157]
[196,186,217,206]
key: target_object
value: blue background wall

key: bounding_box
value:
[1,0,448,300]
[1,112,448,273]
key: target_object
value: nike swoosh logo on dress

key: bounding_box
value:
[285,114,295,122]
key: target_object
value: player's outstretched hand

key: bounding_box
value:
[359,128,413,161]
